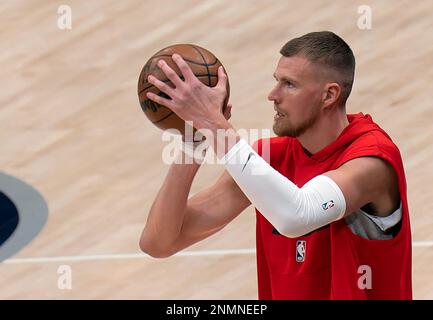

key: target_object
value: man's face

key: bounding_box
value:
[268,55,324,137]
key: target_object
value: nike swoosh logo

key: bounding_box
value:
[242,152,255,172]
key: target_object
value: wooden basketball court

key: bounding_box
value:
[0,0,432,299]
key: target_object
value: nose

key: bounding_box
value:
[268,84,279,103]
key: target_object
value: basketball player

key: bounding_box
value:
[140,31,412,299]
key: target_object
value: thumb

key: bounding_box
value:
[223,103,232,120]
[216,66,228,91]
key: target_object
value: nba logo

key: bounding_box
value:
[296,240,306,262]
[322,200,335,210]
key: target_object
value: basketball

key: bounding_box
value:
[137,44,230,135]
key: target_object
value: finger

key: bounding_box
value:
[216,66,228,91]
[156,59,184,88]
[148,74,175,97]
[225,103,232,113]
[172,54,196,82]
[223,104,232,120]
[146,91,175,110]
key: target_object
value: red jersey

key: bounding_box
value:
[255,113,412,300]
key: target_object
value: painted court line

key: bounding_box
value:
[3,248,256,264]
[412,241,433,247]
[3,241,432,264]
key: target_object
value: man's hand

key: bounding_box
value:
[182,103,233,143]
[146,54,229,132]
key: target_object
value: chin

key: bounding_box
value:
[273,122,297,137]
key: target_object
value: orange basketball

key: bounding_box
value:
[137,44,230,135]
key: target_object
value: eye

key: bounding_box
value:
[284,81,295,88]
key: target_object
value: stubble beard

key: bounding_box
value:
[273,107,320,138]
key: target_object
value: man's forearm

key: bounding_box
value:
[141,151,201,256]
[200,115,241,159]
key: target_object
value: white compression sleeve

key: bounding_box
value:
[222,139,346,238]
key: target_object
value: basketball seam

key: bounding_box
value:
[152,111,175,124]
[190,45,211,86]
[138,75,218,96]
[148,54,218,67]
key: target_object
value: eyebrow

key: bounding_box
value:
[273,73,299,84]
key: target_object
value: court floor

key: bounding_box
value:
[0,0,432,299]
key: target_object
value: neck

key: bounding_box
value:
[297,109,349,155]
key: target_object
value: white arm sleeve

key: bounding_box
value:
[222,139,346,238]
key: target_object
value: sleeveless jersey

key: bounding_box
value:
[254,113,412,299]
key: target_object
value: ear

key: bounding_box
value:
[322,83,341,109]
